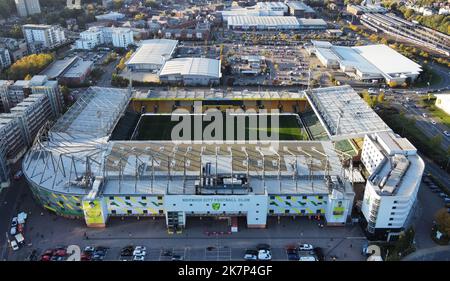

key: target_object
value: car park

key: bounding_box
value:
[298,244,314,251]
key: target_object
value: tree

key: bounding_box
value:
[7,53,54,80]
[377,92,385,103]
[435,208,450,236]
[113,0,124,10]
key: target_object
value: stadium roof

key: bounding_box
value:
[305,85,391,141]
[159,58,221,78]
[51,87,131,139]
[133,88,306,100]
[126,39,178,66]
[353,44,422,78]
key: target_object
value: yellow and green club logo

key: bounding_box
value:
[212,203,221,211]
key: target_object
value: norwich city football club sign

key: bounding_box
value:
[212,203,221,211]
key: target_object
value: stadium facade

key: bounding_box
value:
[22,85,424,240]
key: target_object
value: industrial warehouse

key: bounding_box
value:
[308,41,423,85]
[22,85,424,240]
[226,16,327,30]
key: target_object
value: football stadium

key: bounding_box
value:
[22,85,423,239]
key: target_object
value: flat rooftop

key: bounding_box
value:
[133,88,306,100]
[24,140,346,196]
[353,44,422,78]
[159,58,221,78]
[51,87,131,139]
[305,85,391,141]
[126,39,178,66]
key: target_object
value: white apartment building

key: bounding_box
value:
[0,76,63,188]
[111,28,134,48]
[22,24,66,54]
[15,0,41,17]
[75,27,134,50]
[0,48,12,70]
[75,27,105,50]
[361,132,424,240]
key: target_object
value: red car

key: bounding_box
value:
[54,249,67,257]
[40,255,51,261]
[17,224,24,233]
[80,252,92,261]
[42,249,53,256]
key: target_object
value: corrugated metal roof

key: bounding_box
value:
[159,58,221,78]
[126,39,178,66]
[228,16,300,26]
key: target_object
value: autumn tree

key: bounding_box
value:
[7,53,54,80]
[435,208,450,237]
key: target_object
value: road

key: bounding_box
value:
[402,246,450,261]
[385,92,450,151]
[0,178,28,260]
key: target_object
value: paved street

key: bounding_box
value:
[1,177,369,261]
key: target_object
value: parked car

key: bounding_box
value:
[298,244,314,251]
[439,193,448,199]
[243,249,258,260]
[80,252,92,261]
[13,170,23,180]
[11,217,18,227]
[171,255,184,261]
[257,249,272,261]
[54,249,67,257]
[10,226,17,236]
[121,246,134,257]
[299,256,318,261]
[422,113,428,118]
[133,246,146,256]
[84,246,95,253]
[40,254,51,261]
[444,131,450,137]
[133,255,145,261]
[287,248,299,261]
[10,240,19,251]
